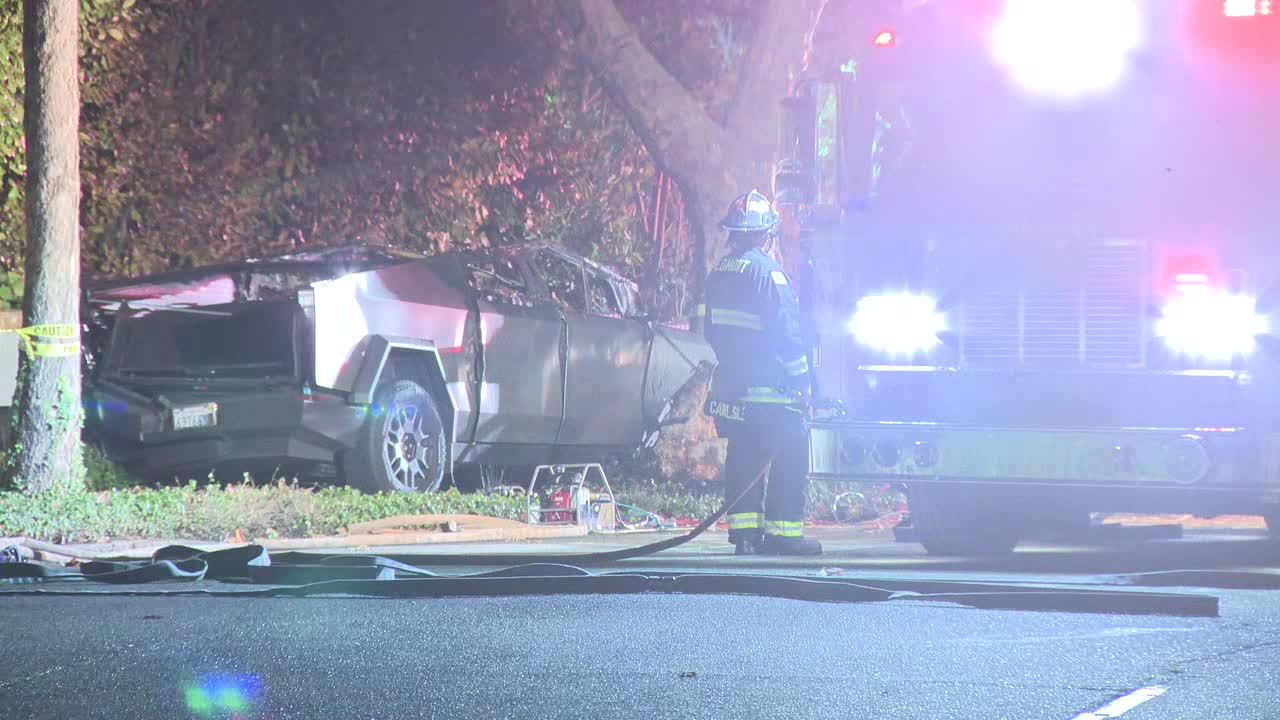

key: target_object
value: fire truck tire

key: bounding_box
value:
[909,484,1020,556]
[342,379,446,494]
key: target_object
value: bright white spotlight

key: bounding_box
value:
[848,293,946,356]
[1155,291,1269,363]
[990,0,1145,100]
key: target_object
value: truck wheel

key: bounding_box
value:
[342,379,446,494]
[909,484,1020,556]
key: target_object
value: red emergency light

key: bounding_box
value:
[1161,254,1218,295]
[874,30,897,47]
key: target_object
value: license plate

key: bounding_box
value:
[173,403,219,431]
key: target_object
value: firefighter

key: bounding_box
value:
[698,189,822,556]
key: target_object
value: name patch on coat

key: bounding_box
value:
[705,399,747,422]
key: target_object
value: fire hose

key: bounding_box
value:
[0,452,1224,616]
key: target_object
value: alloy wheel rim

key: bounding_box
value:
[382,402,435,491]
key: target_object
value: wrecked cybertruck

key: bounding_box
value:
[778,0,1280,553]
[82,244,715,493]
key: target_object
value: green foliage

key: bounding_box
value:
[611,478,722,521]
[610,478,908,526]
[0,0,26,270]
[4,449,905,542]
[82,443,136,491]
[0,0,141,268]
[0,481,526,543]
[5,443,526,541]
[0,0,751,296]
[0,268,22,310]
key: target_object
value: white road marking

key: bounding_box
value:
[1072,686,1168,719]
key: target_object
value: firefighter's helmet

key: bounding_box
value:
[720,190,780,234]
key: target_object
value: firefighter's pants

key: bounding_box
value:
[715,405,809,541]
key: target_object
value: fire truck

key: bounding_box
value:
[777,0,1280,554]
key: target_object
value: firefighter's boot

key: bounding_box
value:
[730,530,763,555]
[759,533,823,556]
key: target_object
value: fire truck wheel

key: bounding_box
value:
[909,484,1020,557]
[342,379,446,494]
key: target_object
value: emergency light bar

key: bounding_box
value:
[1196,0,1278,52]
[1224,0,1272,17]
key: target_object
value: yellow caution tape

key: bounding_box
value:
[22,324,78,339]
[27,341,81,358]
[2,323,81,360]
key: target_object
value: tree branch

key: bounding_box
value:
[559,0,746,290]
[557,0,730,198]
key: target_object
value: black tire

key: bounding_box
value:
[909,484,1020,556]
[342,379,446,494]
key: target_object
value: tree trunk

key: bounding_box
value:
[558,0,820,298]
[724,0,823,194]
[14,0,84,493]
[558,0,736,291]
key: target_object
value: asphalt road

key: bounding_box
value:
[3,525,1279,719]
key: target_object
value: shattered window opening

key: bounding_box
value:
[534,251,587,313]
[466,257,532,308]
[587,271,623,317]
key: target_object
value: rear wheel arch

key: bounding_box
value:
[347,336,458,484]
[383,349,453,435]
[352,336,454,422]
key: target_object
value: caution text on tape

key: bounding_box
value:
[2,323,81,360]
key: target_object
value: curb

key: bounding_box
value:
[17,516,592,561]
[261,523,588,550]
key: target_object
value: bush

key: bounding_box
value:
[610,478,908,524]
[0,481,527,543]
[82,444,138,491]
[611,478,722,522]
